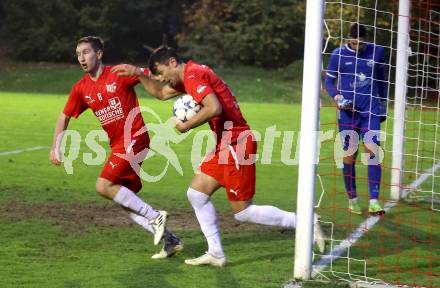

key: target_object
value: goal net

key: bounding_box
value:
[311,0,440,287]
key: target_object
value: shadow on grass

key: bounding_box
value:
[112,229,294,287]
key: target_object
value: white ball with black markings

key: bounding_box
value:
[173,94,201,122]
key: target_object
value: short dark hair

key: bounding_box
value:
[349,23,368,39]
[77,36,104,52]
[148,46,183,75]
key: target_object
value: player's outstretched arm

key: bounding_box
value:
[49,112,71,165]
[174,93,222,133]
[111,64,180,100]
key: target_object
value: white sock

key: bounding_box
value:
[187,188,225,258]
[128,212,175,241]
[234,205,296,228]
[113,186,159,220]
[349,197,359,204]
[369,198,379,204]
[128,212,155,233]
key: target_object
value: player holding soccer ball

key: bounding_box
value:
[112,47,326,267]
[325,24,388,216]
[49,36,182,259]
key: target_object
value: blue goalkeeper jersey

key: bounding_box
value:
[325,43,388,114]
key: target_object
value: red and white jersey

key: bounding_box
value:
[175,60,250,148]
[63,66,148,148]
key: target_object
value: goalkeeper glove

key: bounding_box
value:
[335,95,353,111]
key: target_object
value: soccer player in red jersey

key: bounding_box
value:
[49,37,182,259]
[112,47,326,267]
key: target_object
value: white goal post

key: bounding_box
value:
[293,0,325,280]
[390,0,410,201]
[294,0,413,282]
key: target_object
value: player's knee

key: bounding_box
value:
[234,205,252,222]
[187,187,209,208]
[95,179,109,197]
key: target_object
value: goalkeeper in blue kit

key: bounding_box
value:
[325,23,387,216]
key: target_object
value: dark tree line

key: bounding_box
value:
[0,0,396,68]
[0,0,186,63]
[0,0,309,67]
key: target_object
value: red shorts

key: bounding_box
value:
[199,133,257,201]
[100,137,150,193]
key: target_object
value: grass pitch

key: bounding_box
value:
[0,64,439,287]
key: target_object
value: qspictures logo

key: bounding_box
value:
[58,106,385,181]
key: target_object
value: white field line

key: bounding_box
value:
[312,160,440,277]
[400,161,440,198]
[0,146,48,156]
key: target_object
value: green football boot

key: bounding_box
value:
[348,200,362,215]
[368,201,385,216]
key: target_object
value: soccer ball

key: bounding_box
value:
[173,94,201,122]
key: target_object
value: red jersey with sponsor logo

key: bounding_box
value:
[175,60,250,147]
[63,66,148,148]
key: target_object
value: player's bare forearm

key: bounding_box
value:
[161,84,181,100]
[49,113,70,165]
[138,75,180,100]
[175,94,222,133]
[175,107,217,132]
[111,64,179,100]
[51,113,70,149]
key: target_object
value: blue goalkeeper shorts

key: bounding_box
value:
[338,110,381,150]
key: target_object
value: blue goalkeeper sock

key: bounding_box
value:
[342,162,357,199]
[368,164,381,199]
